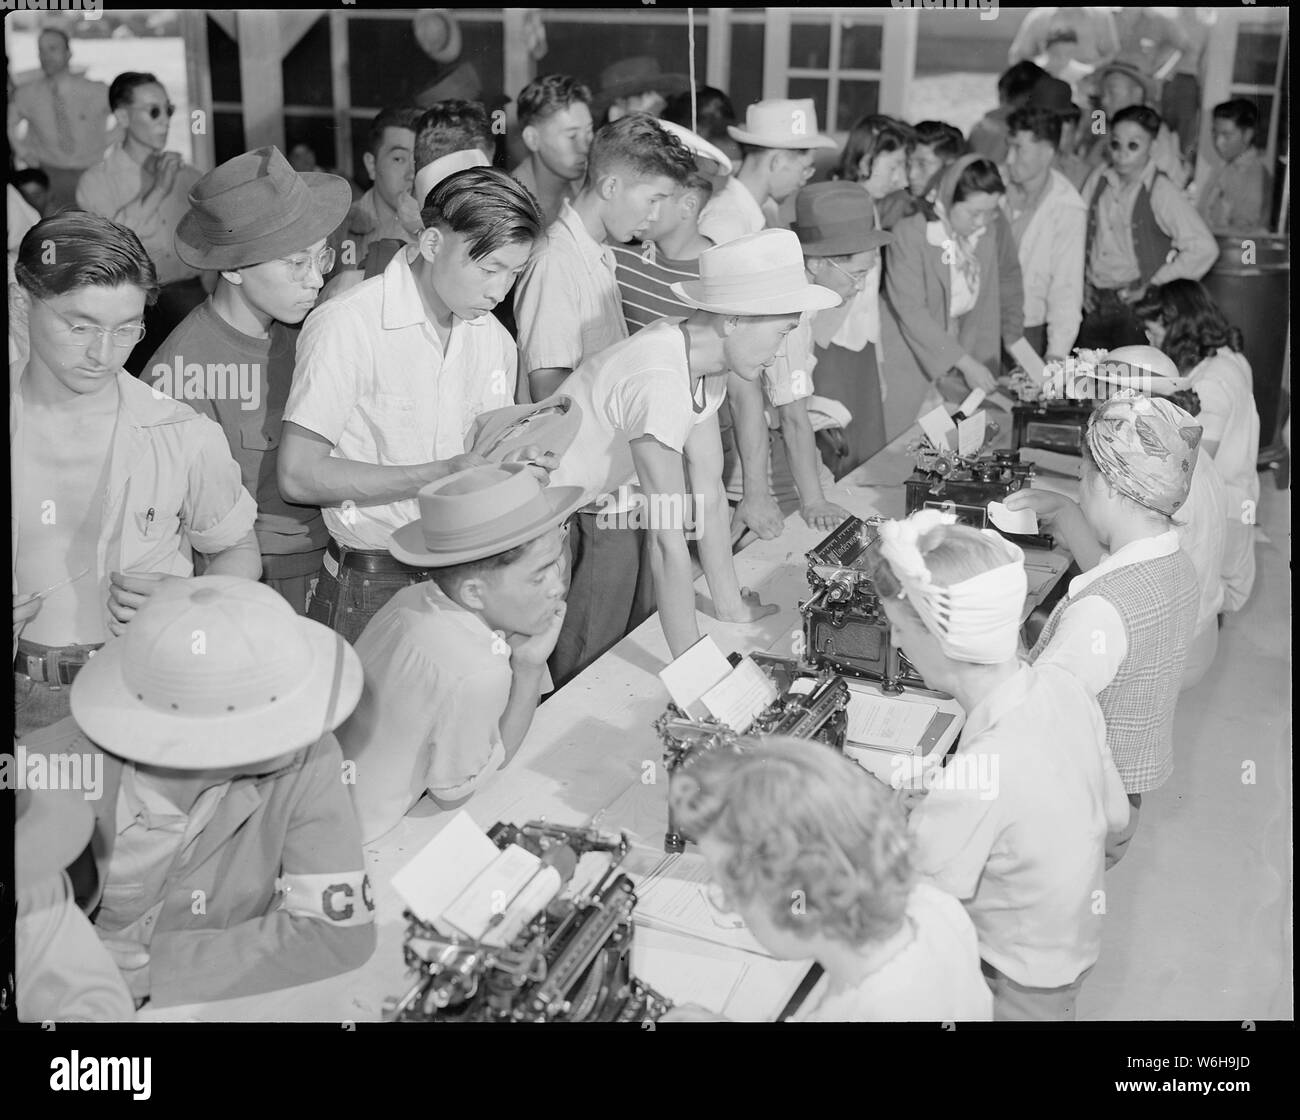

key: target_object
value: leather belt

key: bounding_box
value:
[326,538,427,575]
[14,639,105,686]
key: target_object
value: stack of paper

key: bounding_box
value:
[844,686,937,754]
[630,851,773,957]
[658,635,777,732]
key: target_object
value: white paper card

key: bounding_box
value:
[440,842,545,942]
[957,387,986,416]
[845,688,938,753]
[988,500,1039,536]
[700,656,778,733]
[918,404,958,451]
[957,411,987,457]
[390,811,501,927]
[1010,336,1046,381]
[987,390,1017,413]
[659,634,733,718]
[633,852,773,957]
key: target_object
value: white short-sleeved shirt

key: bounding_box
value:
[1188,348,1261,514]
[789,882,993,1022]
[513,199,628,375]
[546,317,728,507]
[283,247,518,550]
[697,177,776,246]
[335,581,513,842]
[908,663,1128,989]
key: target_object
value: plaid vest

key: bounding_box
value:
[1030,549,1199,793]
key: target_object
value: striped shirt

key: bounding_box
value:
[609,241,699,334]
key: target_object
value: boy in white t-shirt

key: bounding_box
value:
[661,736,993,1023]
[541,229,840,686]
[872,512,1130,1022]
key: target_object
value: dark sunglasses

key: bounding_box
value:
[135,103,176,120]
[1108,139,1145,152]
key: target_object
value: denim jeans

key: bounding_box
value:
[305,555,431,644]
[14,673,75,738]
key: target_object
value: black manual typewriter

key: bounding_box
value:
[1011,399,1095,456]
[386,820,672,1023]
[903,447,1056,550]
[654,653,849,853]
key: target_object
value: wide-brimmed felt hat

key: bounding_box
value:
[469,396,583,465]
[15,786,95,891]
[653,118,733,177]
[413,58,510,112]
[70,576,363,770]
[1095,55,1159,105]
[671,228,841,316]
[593,56,691,117]
[1027,75,1077,115]
[727,98,837,151]
[792,182,896,257]
[175,145,352,271]
[390,463,586,567]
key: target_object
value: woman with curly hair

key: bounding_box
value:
[872,513,1130,1020]
[660,736,992,1023]
[1135,279,1260,610]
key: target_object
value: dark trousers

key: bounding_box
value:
[13,672,74,738]
[1076,289,1149,351]
[980,959,1091,1022]
[306,548,431,644]
[262,547,327,616]
[549,512,656,689]
[126,277,208,376]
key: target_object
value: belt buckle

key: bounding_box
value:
[22,652,48,683]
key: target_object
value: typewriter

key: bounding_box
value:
[1011,399,1095,456]
[655,653,849,853]
[903,446,1056,550]
[801,515,935,693]
[385,820,672,1023]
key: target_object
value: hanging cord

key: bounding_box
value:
[687,7,697,132]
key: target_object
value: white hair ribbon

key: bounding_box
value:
[877,510,1028,664]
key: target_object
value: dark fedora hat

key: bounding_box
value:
[175,145,352,271]
[593,56,691,117]
[1027,75,1077,115]
[791,182,895,258]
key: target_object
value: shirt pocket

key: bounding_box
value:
[121,508,186,572]
[366,393,427,465]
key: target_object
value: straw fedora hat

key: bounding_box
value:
[670,228,841,316]
[390,463,587,567]
[727,98,837,151]
[653,118,733,177]
[175,146,352,272]
[413,9,463,64]
[792,181,896,258]
[70,577,363,770]
[14,786,95,891]
[1095,55,1160,105]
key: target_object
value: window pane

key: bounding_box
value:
[787,77,829,136]
[839,18,882,72]
[207,14,241,104]
[728,21,765,113]
[836,81,880,133]
[1233,30,1283,87]
[282,16,332,108]
[790,20,831,71]
[212,111,246,168]
[284,114,342,176]
[907,9,1019,135]
[347,17,507,110]
[542,19,708,119]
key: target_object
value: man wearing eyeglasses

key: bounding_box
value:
[142,146,353,617]
[11,212,260,738]
[77,72,206,377]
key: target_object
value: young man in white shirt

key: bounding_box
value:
[1001,106,1086,361]
[511,74,595,228]
[336,464,586,841]
[543,228,840,686]
[697,99,837,247]
[278,168,545,642]
[513,112,697,402]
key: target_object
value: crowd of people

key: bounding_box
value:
[8,18,1269,1025]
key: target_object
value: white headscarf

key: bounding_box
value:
[877,510,1027,664]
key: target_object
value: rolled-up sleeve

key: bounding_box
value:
[181,414,258,554]
[1148,176,1219,284]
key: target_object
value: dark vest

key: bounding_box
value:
[1085,169,1174,287]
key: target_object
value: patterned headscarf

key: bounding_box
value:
[1086,390,1202,516]
[928,154,994,320]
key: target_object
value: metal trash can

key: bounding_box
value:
[1199,234,1290,455]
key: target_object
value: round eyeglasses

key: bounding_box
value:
[276,247,336,282]
[135,103,176,121]
[41,300,146,348]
